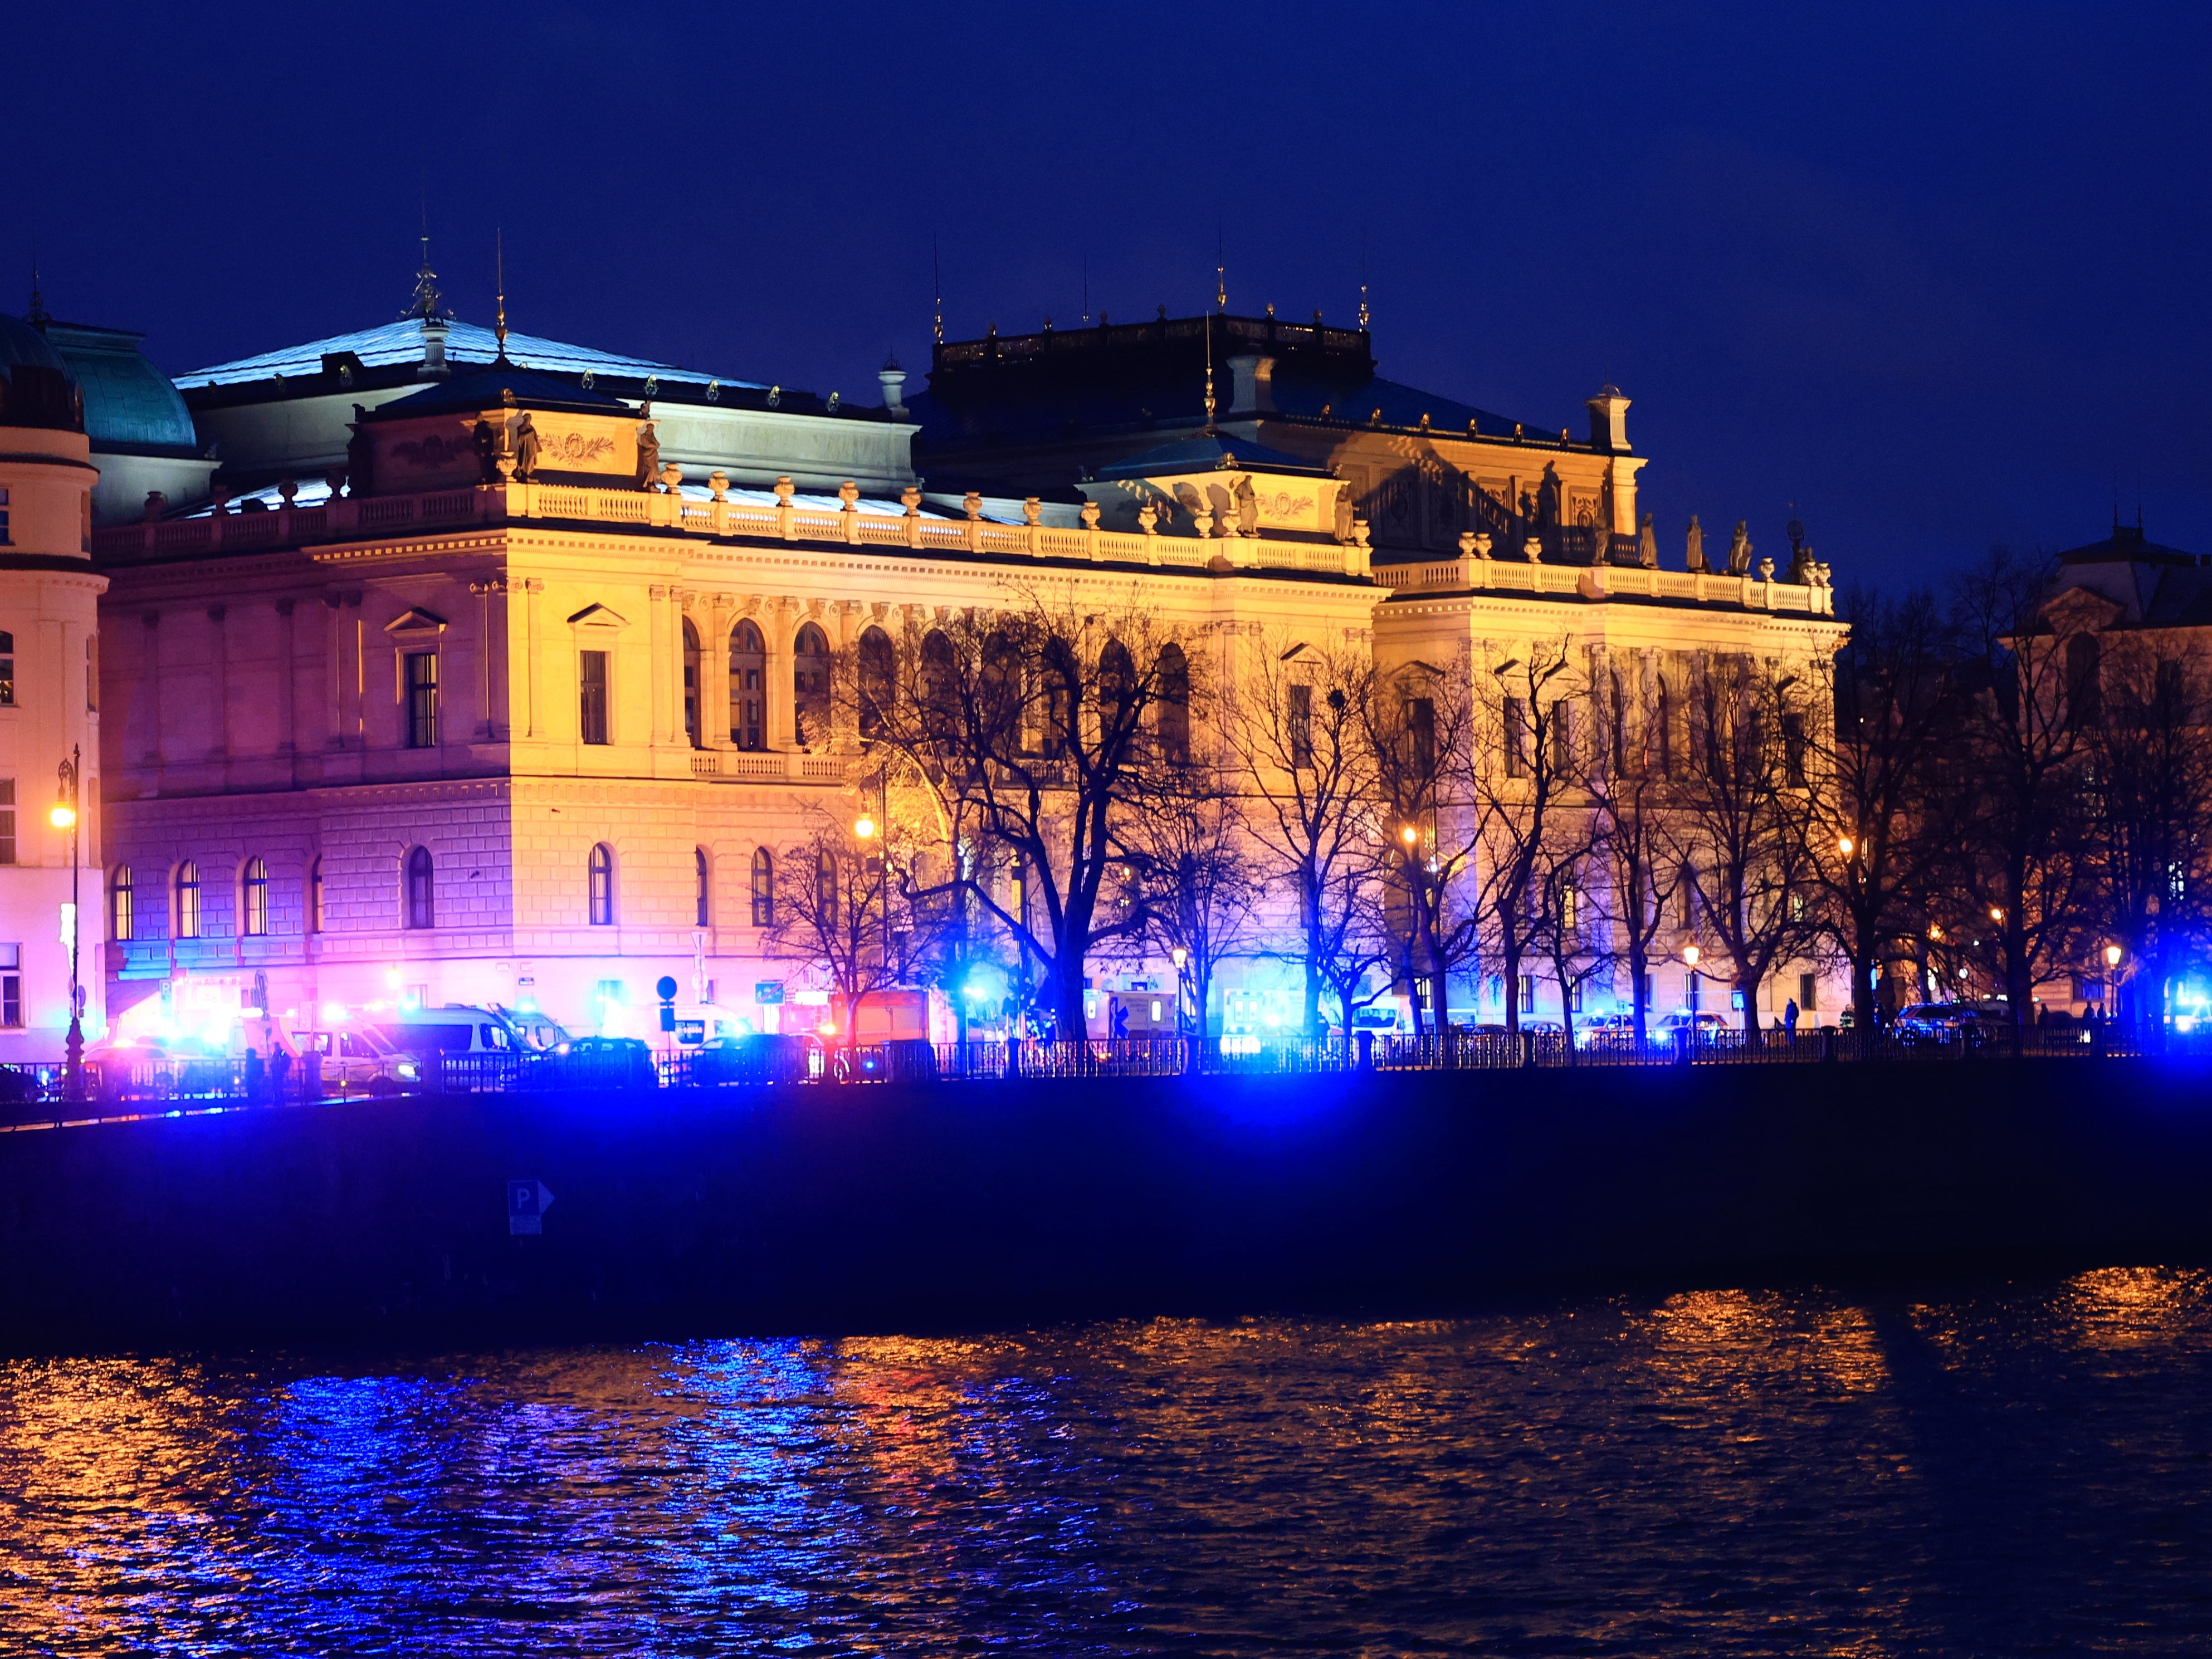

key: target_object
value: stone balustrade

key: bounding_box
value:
[1373,552,1838,616]
[93,482,1375,579]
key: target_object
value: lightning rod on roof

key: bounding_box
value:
[494,228,510,363]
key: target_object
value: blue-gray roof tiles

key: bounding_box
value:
[176,317,763,391]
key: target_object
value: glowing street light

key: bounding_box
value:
[48,800,75,831]
[2105,943,2125,969]
[1169,946,1188,971]
[1928,922,1944,941]
[853,813,877,840]
[1837,834,1855,856]
[1989,906,2006,923]
[1682,943,1701,968]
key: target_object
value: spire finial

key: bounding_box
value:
[403,232,448,322]
[25,249,47,329]
[1203,309,1217,435]
[1081,254,1090,326]
[1215,223,1227,312]
[932,242,944,345]
[494,227,510,363]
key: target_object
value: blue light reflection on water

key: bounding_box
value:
[4,1273,2212,1655]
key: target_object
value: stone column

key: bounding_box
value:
[140,611,162,769]
[521,579,544,738]
[275,599,297,764]
[704,594,733,750]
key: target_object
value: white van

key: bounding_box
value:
[372,1004,530,1059]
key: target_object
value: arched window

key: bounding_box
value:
[242,857,270,937]
[1651,679,1673,777]
[2067,633,2102,730]
[682,618,703,748]
[750,846,775,926]
[793,622,831,746]
[979,630,1020,747]
[405,846,434,929]
[694,846,711,928]
[729,620,766,750]
[1041,638,1076,758]
[588,842,615,926]
[920,629,958,737]
[308,855,325,933]
[1610,672,1628,775]
[108,864,133,943]
[175,861,201,939]
[1156,642,1190,762]
[1099,639,1136,744]
[816,846,838,922]
[858,626,895,740]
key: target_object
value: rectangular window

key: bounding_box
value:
[0,779,15,866]
[1505,697,1529,777]
[594,978,625,1015]
[404,650,439,748]
[1518,973,1536,1014]
[1783,712,1807,786]
[0,487,9,545]
[0,944,20,1027]
[1287,683,1314,770]
[1409,698,1436,774]
[86,635,97,713]
[579,650,610,745]
[1799,972,1818,1012]
[0,632,16,707]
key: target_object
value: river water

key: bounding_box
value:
[3,1270,2210,1656]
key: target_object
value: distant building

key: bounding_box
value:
[0,313,109,1059]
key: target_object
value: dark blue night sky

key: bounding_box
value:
[13,1,2208,590]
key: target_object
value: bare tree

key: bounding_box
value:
[1671,659,1820,1033]
[1589,756,1682,1048]
[1946,550,2094,1027]
[1464,638,1586,1039]
[1807,588,1958,1032]
[2080,635,2212,1037]
[764,808,921,1068]
[1221,634,1390,1036]
[1525,810,1609,1056]
[1370,657,1480,1035]
[849,585,1189,1040]
[1119,758,1261,1041]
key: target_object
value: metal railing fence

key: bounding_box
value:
[0,1020,2166,1128]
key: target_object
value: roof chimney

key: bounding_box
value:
[1585,385,1629,452]
[878,354,908,417]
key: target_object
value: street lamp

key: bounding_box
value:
[1990,906,2006,923]
[2105,943,2124,970]
[1837,834,1855,857]
[1399,824,1419,848]
[853,813,877,840]
[1682,942,1700,968]
[52,747,81,1100]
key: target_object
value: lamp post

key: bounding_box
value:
[51,747,81,1100]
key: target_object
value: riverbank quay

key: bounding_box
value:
[3,1058,2209,1352]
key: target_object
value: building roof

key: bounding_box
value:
[175,316,765,392]
[1094,432,1337,480]
[367,365,636,419]
[38,320,200,454]
[2055,522,2201,569]
[0,311,82,433]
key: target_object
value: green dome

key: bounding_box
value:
[41,321,198,455]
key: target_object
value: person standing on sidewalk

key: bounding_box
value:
[1784,998,1800,1044]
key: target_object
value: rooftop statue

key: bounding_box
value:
[635,405,660,490]
[511,412,540,483]
[1638,511,1659,569]
[1725,520,1753,575]
[1685,513,1706,572]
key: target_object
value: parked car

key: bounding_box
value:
[284,1025,423,1095]
[692,1032,815,1086]
[539,1036,657,1090]
[1656,1010,1731,1038]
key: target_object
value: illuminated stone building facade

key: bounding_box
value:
[0,316,110,1060]
[74,291,1848,1044]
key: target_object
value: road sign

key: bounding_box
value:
[656,975,680,1002]
[507,1178,555,1236]
[755,981,785,1005]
